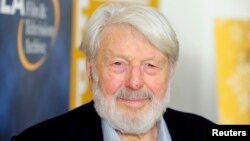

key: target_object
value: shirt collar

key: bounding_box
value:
[101,117,172,141]
[102,119,121,141]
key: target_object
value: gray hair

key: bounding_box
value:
[81,2,179,66]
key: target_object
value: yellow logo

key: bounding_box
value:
[17,0,60,71]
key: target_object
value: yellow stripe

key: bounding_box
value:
[69,0,78,110]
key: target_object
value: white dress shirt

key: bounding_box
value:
[102,117,172,141]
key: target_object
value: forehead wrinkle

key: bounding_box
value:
[98,24,167,64]
[101,24,152,48]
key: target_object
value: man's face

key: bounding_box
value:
[89,24,171,133]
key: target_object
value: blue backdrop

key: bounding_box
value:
[0,0,72,140]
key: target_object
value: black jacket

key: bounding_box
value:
[11,101,215,141]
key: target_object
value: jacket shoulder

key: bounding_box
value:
[165,108,215,125]
[164,108,216,141]
[11,101,103,141]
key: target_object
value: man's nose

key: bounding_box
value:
[126,66,144,90]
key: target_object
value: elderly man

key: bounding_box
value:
[11,3,215,141]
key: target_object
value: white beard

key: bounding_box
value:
[92,81,171,134]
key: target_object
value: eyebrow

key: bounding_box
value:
[106,54,167,65]
[102,47,168,64]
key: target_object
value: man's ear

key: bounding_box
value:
[172,63,177,72]
[170,62,177,77]
[86,57,92,81]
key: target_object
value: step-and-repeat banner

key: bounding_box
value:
[215,18,250,124]
[0,0,72,140]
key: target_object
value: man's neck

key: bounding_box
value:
[117,125,158,141]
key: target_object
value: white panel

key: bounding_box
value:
[158,0,249,123]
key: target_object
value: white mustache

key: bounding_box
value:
[115,89,153,101]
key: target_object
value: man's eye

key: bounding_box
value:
[109,62,127,73]
[114,62,122,65]
[144,63,160,75]
[147,64,155,67]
